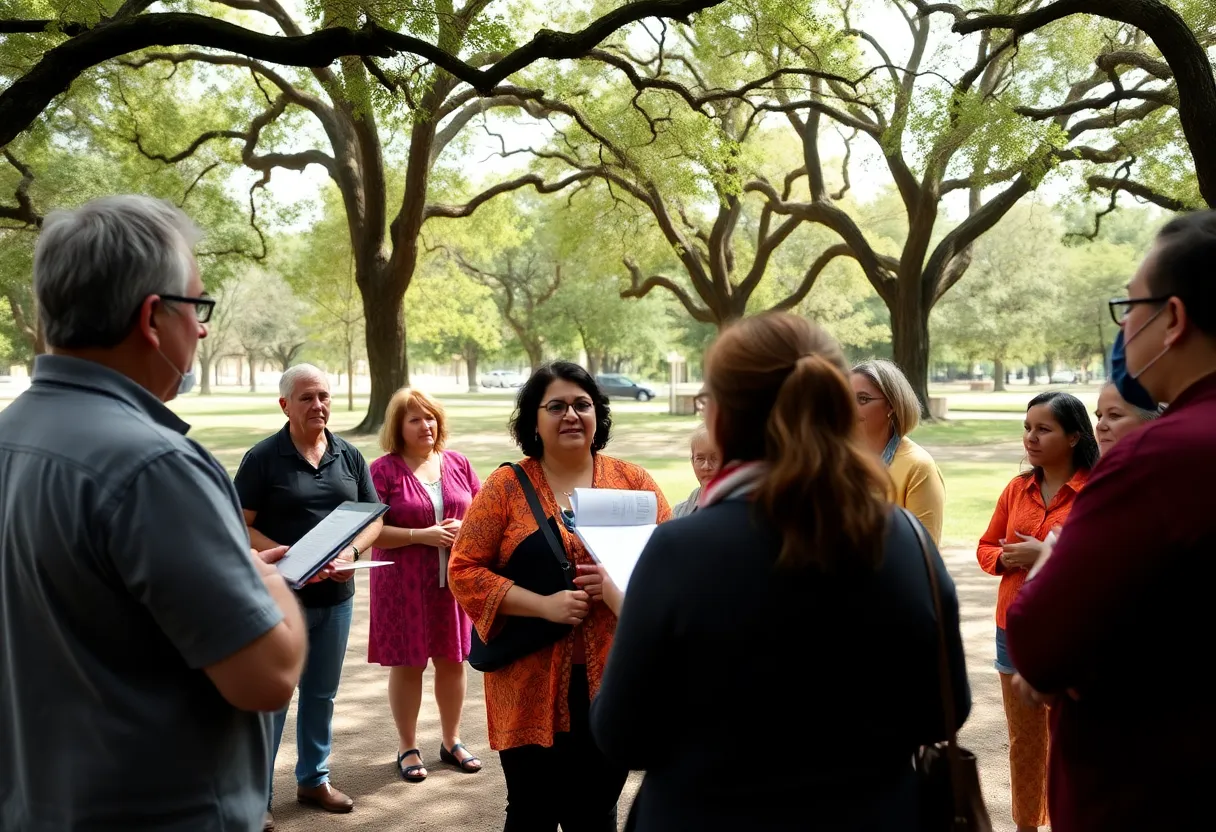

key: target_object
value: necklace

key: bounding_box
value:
[540,461,580,500]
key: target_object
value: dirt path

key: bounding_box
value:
[273,547,1021,832]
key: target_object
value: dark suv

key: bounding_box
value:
[596,374,655,401]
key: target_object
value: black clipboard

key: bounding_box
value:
[275,501,389,589]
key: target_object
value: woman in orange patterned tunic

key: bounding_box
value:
[448,361,670,831]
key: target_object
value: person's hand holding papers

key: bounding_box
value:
[579,564,622,616]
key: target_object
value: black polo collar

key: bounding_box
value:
[274,422,339,468]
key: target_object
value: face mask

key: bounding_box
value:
[1109,305,1170,411]
[157,348,196,397]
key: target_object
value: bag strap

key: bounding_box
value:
[899,508,967,823]
[500,462,573,582]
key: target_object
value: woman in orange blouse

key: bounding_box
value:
[448,361,670,832]
[978,391,1098,832]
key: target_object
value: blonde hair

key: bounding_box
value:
[379,387,448,455]
[706,312,889,572]
[851,359,921,437]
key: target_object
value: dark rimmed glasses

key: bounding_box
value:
[160,293,216,324]
[1108,296,1168,326]
[541,399,594,417]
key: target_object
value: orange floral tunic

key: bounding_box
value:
[448,454,671,751]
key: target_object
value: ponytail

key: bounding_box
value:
[756,354,890,572]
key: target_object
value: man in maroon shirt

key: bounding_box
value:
[1006,211,1216,832]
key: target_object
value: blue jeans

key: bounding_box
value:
[995,626,1016,675]
[270,597,353,799]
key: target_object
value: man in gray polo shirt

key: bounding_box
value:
[0,195,308,831]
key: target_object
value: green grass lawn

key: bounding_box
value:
[169,390,1013,550]
[0,385,1013,551]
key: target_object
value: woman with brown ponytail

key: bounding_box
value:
[589,312,971,831]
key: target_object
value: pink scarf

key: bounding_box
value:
[697,460,768,509]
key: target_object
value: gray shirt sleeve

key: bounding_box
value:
[102,450,285,669]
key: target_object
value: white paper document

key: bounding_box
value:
[332,560,394,571]
[570,488,659,591]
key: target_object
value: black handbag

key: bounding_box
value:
[901,509,993,832]
[468,463,575,672]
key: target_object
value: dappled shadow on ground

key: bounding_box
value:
[275,550,1016,832]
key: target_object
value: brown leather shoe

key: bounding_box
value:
[262,811,275,832]
[296,783,354,814]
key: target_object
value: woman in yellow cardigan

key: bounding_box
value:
[851,360,945,544]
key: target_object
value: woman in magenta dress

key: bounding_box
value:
[370,388,482,782]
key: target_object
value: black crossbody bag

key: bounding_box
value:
[468,463,575,672]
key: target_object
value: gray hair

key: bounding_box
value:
[279,364,328,400]
[34,195,201,349]
[689,422,710,450]
[852,358,922,437]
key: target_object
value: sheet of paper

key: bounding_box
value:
[332,560,394,571]
[570,488,658,527]
[574,524,657,591]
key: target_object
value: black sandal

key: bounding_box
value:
[397,749,427,782]
[439,743,482,773]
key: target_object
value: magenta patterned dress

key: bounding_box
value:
[368,450,480,667]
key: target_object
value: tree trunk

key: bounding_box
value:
[993,357,1006,392]
[246,352,257,393]
[346,334,355,412]
[525,340,544,373]
[199,351,214,395]
[354,279,406,433]
[890,288,932,417]
[463,342,480,393]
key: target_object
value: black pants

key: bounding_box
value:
[499,668,629,832]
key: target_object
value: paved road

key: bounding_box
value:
[272,547,1021,832]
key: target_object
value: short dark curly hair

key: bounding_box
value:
[510,361,612,459]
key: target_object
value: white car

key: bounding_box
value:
[480,370,525,388]
[1050,370,1078,384]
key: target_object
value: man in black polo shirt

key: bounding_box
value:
[235,363,382,829]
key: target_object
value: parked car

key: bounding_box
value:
[596,373,655,401]
[480,369,525,388]
[1050,370,1078,384]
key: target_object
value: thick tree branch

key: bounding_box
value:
[1014,85,1176,119]
[620,257,716,323]
[770,243,854,311]
[1087,175,1203,212]
[424,171,597,220]
[0,1,727,150]
[745,179,899,301]
[955,0,1216,207]
[0,150,41,227]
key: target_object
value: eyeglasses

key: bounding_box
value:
[160,293,215,324]
[541,399,594,416]
[856,393,885,406]
[691,454,720,467]
[1108,296,1169,326]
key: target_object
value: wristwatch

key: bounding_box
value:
[349,545,361,562]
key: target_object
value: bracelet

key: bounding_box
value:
[408,528,413,543]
